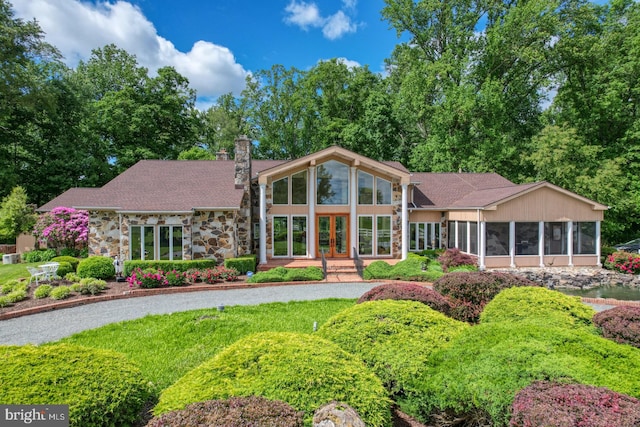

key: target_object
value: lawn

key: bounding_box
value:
[55,298,356,392]
[0,262,42,283]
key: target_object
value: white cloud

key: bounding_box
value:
[284,0,359,40]
[12,0,249,98]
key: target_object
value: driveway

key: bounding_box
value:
[0,282,380,346]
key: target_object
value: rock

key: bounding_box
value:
[313,401,365,427]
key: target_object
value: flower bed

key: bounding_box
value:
[127,265,239,289]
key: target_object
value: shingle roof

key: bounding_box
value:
[39,160,286,212]
[412,173,516,208]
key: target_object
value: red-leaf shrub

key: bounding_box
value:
[437,248,477,272]
[433,271,540,323]
[593,306,640,348]
[146,396,304,427]
[357,283,451,315]
[510,381,640,427]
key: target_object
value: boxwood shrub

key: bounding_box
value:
[55,261,73,278]
[224,255,257,274]
[154,332,392,426]
[49,285,71,300]
[318,300,468,402]
[246,266,323,283]
[77,256,115,280]
[433,271,540,323]
[406,321,640,427]
[34,284,53,299]
[124,259,218,277]
[480,286,596,330]
[21,248,56,263]
[0,344,152,427]
[593,306,640,348]
[510,381,640,427]
[147,396,304,427]
[363,255,442,281]
[51,255,80,271]
[357,282,451,315]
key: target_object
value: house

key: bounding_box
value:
[39,136,608,269]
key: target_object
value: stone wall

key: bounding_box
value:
[89,211,120,257]
[192,210,237,262]
[234,135,253,258]
[492,267,640,289]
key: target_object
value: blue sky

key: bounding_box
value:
[13,0,403,107]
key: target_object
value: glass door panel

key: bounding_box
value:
[317,215,349,258]
[335,216,348,256]
[318,216,331,256]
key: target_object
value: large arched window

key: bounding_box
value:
[317,160,349,205]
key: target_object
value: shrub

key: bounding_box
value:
[605,251,640,274]
[246,268,286,283]
[32,206,88,253]
[154,332,392,426]
[123,259,217,277]
[362,260,393,280]
[73,278,108,295]
[433,271,540,323]
[34,284,53,299]
[5,288,27,303]
[77,256,115,280]
[510,381,640,427]
[55,261,73,278]
[146,396,304,427]
[51,255,80,271]
[165,269,187,286]
[407,321,640,427]
[50,285,71,300]
[224,255,257,274]
[480,286,595,330]
[363,255,442,281]
[0,344,152,427]
[0,295,10,307]
[437,248,477,272]
[593,306,640,348]
[218,266,239,281]
[357,282,451,315]
[247,266,323,283]
[65,272,82,282]
[318,300,468,402]
[201,267,221,284]
[1,279,21,294]
[22,248,56,263]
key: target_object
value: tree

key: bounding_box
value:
[0,186,36,241]
[32,207,88,253]
[198,93,248,157]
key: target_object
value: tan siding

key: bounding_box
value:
[448,211,481,221]
[484,187,604,222]
[409,211,442,222]
[572,255,600,266]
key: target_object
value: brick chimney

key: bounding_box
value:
[216,148,229,161]
[234,135,252,189]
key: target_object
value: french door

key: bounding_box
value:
[317,214,349,258]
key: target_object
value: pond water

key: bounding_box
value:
[558,286,640,301]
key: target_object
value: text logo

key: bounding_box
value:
[1,405,68,426]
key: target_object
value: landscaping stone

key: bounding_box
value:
[492,267,640,289]
[313,401,365,427]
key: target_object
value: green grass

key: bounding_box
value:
[0,262,43,283]
[55,298,355,392]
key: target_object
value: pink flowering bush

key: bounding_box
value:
[605,251,640,274]
[33,206,89,253]
[127,266,239,288]
[165,270,186,287]
[127,268,167,289]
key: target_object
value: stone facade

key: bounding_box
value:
[192,210,237,261]
[88,210,120,257]
[493,267,640,289]
[234,135,253,257]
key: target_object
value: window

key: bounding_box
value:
[273,216,288,256]
[317,160,349,205]
[486,223,509,256]
[358,171,373,205]
[358,216,373,255]
[545,222,568,255]
[469,222,478,255]
[377,216,391,255]
[291,171,307,205]
[573,222,596,255]
[376,177,392,205]
[292,216,307,256]
[459,222,468,252]
[273,178,288,205]
[516,222,539,255]
[159,226,183,260]
[131,225,183,260]
[448,222,456,249]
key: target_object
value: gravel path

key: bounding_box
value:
[0,282,381,346]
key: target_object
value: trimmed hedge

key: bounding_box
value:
[51,255,80,271]
[0,344,152,427]
[224,255,257,274]
[511,381,640,427]
[480,286,595,330]
[318,300,468,401]
[147,396,304,427]
[433,271,540,323]
[154,332,392,426]
[77,256,115,280]
[124,259,218,277]
[406,321,640,426]
[363,255,441,281]
[593,306,640,348]
[246,266,324,283]
[357,282,451,315]
[55,261,73,278]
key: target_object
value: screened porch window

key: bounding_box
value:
[516,222,539,255]
[573,222,596,254]
[486,223,509,256]
[409,222,441,251]
[544,222,568,255]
